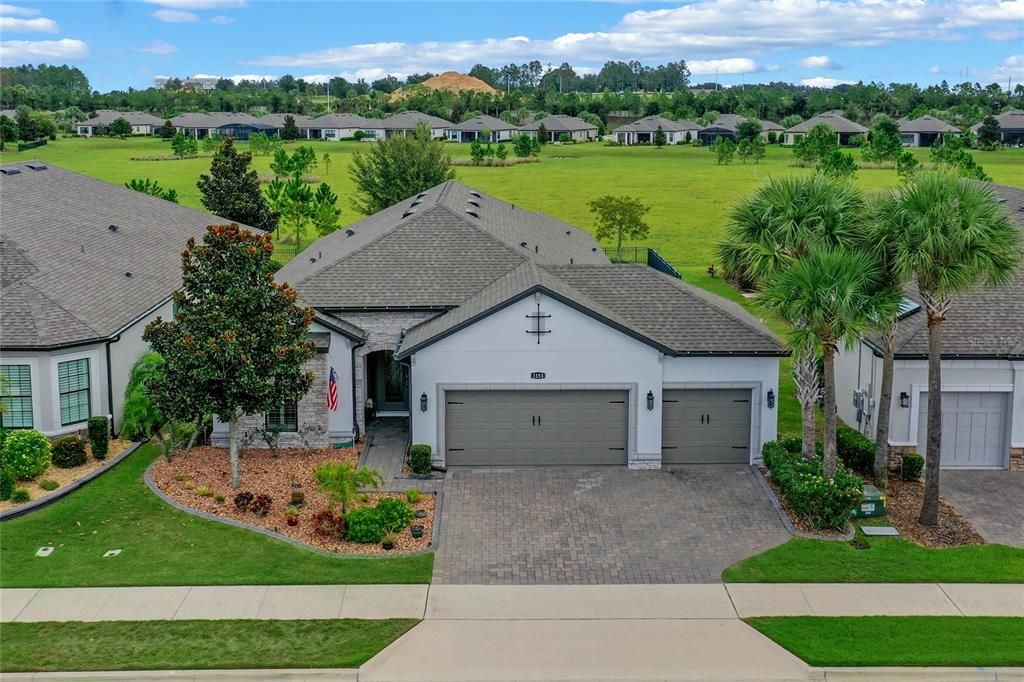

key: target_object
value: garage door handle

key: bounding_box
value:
[609,447,625,451]
[532,415,535,426]
[538,415,541,426]
[448,448,465,452]
[701,414,705,424]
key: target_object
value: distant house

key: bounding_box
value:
[256,113,321,138]
[0,161,245,436]
[783,111,868,146]
[971,109,1024,146]
[381,111,454,139]
[896,115,960,147]
[170,112,279,140]
[313,114,376,141]
[77,110,165,137]
[697,114,783,145]
[519,115,598,142]
[611,115,699,145]
[447,115,519,143]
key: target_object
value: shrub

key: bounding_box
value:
[87,416,109,460]
[345,506,386,544]
[314,461,384,514]
[405,488,421,504]
[11,487,30,503]
[250,493,272,516]
[175,472,186,482]
[836,425,874,476]
[1,429,52,479]
[409,444,432,475]
[51,437,88,468]
[779,436,803,454]
[901,453,925,481]
[214,493,226,503]
[183,481,195,490]
[0,467,14,500]
[233,491,254,511]
[691,139,703,147]
[376,497,414,534]
[764,441,864,530]
[197,485,212,497]
[311,509,345,537]
[39,479,59,491]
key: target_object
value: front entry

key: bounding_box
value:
[662,388,752,464]
[367,350,409,414]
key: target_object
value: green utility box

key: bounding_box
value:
[854,484,886,518]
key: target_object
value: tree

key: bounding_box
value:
[653,125,667,148]
[495,142,508,160]
[863,114,902,166]
[314,461,384,514]
[877,172,1019,525]
[750,137,766,164]
[0,115,16,150]
[469,138,486,164]
[793,124,838,166]
[197,137,279,232]
[120,352,203,461]
[322,152,332,176]
[265,176,315,248]
[760,248,901,476]
[712,137,736,164]
[158,119,176,139]
[896,149,920,181]
[735,118,763,143]
[126,178,179,202]
[310,182,342,236]
[143,225,316,488]
[930,136,991,181]
[817,149,858,178]
[109,117,133,138]
[589,195,651,255]
[737,139,752,163]
[512,134,533,158]
[170,131,198,157]
[271,147,292,178]
[201,133,223,153]
[349,122,454,214]
[537,122,548,144]
[976,115,1000,149]
[15,106,36,141]
[281,114,300,141]
[249,131,274,156]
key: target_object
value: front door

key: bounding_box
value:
[374,351,409,413]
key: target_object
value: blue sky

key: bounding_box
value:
[1,1,1021,92]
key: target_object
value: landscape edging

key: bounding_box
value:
[0,441,142,521]
[751,464,856,542]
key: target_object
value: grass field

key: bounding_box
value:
[0,442,434,588]
[746,616,1024,667]
[0,619,418,672]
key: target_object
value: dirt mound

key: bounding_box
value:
[391,71,497,101]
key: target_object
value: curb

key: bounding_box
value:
[0,442,143,522]
[751,465,855,542]
[813,667,1024,681]
[0,668,359,680]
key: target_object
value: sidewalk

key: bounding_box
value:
[4,582,1021,622]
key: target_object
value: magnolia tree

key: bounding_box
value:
[143,225,315,487]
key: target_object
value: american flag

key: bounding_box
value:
[327,367,339,411]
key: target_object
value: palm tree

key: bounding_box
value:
[718,175,866,459]
[760,248,901,475]
[882,172,1020,525]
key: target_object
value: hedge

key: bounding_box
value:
[763,441,864,530]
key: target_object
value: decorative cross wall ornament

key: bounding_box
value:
[525,299,552,344]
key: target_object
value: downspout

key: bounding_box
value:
[351,339,365,440]
[105,340,117,437]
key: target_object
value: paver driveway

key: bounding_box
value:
[433,465,789,584]
[941,471,1024,548]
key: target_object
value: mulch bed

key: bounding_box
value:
[880,478,984,548]
[150,445,434,555]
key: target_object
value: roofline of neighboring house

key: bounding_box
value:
[312,313,366,342]
[320,305,454,313]
[860,336,1022,361]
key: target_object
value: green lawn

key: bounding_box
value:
[746,616,1024,667]
[0,619,418,672]
[0,442,433,587]
[723,536,1024,583]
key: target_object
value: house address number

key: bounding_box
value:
[530,372,546,379]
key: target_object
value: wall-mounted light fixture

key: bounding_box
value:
[899,392,910,409]
[646,390,655,411]
[767,389,775,409]
[420,393,428,412]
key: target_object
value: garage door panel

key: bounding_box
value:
[916,392,1007,469]
[662,389,752,465]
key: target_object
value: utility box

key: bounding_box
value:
[854,484,886,518]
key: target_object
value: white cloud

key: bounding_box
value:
[0,4,40,16]
[800,55,840,70]
[928,65,943,74]
[144,0,246,8]
[984,54,1023,82]
[0,15,58,32]
[0,38,89,62]
[800,77,856,88]
[986,28,1022,41]
[135,40,178,54]
[209,15,235,24]
[153,8,200,23]
[688,58,759,75]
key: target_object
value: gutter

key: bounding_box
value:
[105,341,117,438]
[350,337,364,440]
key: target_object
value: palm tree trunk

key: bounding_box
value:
[228,412,241,489]
[794,348,819,460]
[822,343,838,477]
[919,310,944,526]
[873,326,896,489]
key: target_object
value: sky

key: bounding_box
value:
[0,0,1021,93]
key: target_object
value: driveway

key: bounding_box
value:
[433,465,789,584]
[941,471,1024,548]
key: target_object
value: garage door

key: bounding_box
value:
[662,389,752,464]
[917,392,1008,469]
[444,389,628,466]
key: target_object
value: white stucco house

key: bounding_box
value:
[447,115,519,143]
[835,184,1024,471]
[213,181,788,468]
[0,161,235,436]
[77,110,165,137]
[611,115,700,145]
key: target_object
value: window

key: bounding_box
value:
[324,129,336,138]
[266,400,298,432]
[58,358,91,426]
[0,365,33,428]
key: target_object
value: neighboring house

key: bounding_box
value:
[611,115,700,145]
[170,112,280,140]
[835,184,1024,471]
[447,115,519,142]
[381,111,454,139]
[896,115,960,147]
[212,181,787,468]
[313,114,377,141]
[0,161,240,436]
[971,109,1024,146]
[783,111,868,145]
[697,114,783,145]
[256,113,321,139]
[519,115,599,142]
[77,110,165,137]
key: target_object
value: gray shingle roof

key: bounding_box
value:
[970,109,1024,132]
[169,112,278,129]
[785,112,868,134]
[702,114,783,132]
[613,115,700,134]
[519,115,598,133]
[382,111,454,130]
[0,161,249,349]
[896,115,960,134]
[312,113,376,129]
[80,110,165,127]
[451,115,518,132]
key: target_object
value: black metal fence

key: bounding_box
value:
[602,246,682,279]
[17,139,47,152]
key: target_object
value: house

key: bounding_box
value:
[313,114,376,141]
[835,184,1024,471]
[77,110,165,137]
[971,109,1024,146]
[611,115,700,145]
[0,161,240,436]
[170,112,279,140]
[783,111,868,145]
[212,181,787,468]
[697,114,783,145]
[896,115,960,147]
[381,111,454,139]
[519,115,598,142]
[447,115,519,143]
[255,113,320,138]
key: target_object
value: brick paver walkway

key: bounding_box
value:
[941,471,1024,548]
[433,465,789,584]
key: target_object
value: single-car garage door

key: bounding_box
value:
[444,389,628,466]
[662,389,752,464]
[917,392,1008,469]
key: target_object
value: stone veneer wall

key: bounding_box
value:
[888,445,1022,471]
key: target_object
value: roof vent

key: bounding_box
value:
[25,162,47,171]
[309,257,317,263]
[469,190,481,198]
[417,191,429,199]
[591,247,598,252]
[403,209,417,218]
[125,271,132,278]
[0,166,21,175]
[520,241,528,248]
[108,224,119,232]
[465,209,479,218]
[565,230,571,235]
[467,199,480,208]
[345,229,355,237]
